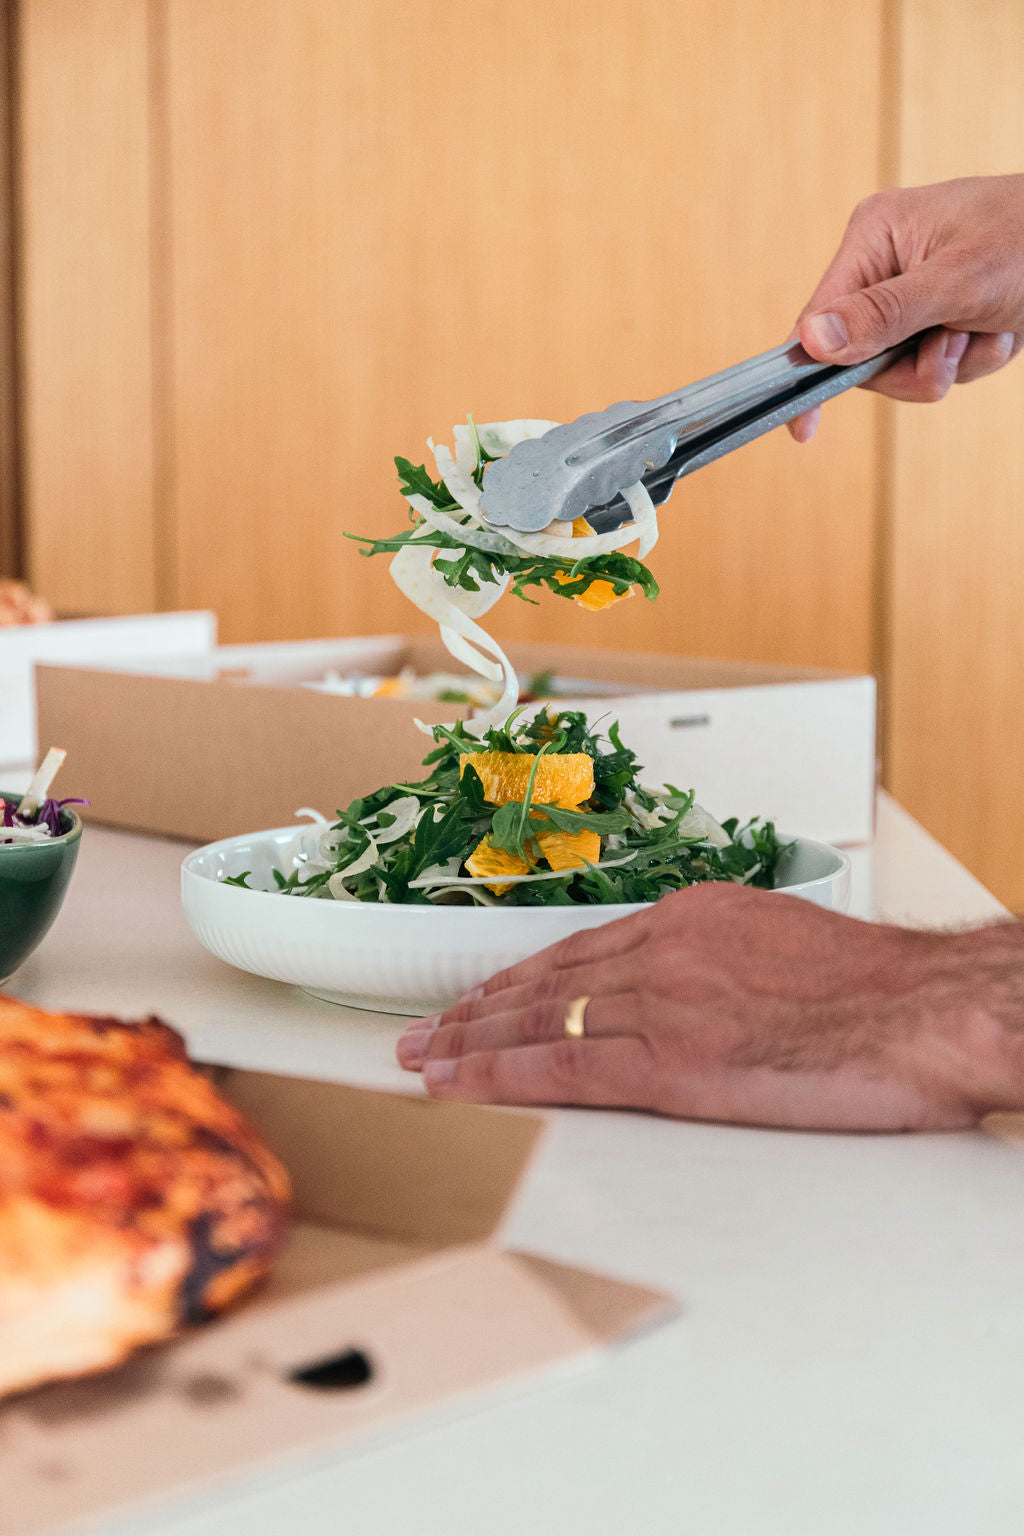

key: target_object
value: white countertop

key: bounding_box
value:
[10,795,1024,1536]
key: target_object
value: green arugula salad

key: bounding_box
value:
[227,710,785,907]
[348,445,660,609]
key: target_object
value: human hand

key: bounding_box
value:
[396,884,1024,1132]
[788,174,1024,442]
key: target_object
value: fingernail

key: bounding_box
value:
[807,312,849,354]
[944,330,970,364]
[423,1059,457,1089]
[412,1013,441,1033]
[460,985,485,1003]
[396,1028,431,1068]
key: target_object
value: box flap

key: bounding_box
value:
[400,635,856,688]
[34,665,468,842]
[1,1243,674,1536]
[218,1070,546,1246]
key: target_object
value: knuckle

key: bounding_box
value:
[855,282,904,335]
[613,988,649,1031]
[532,967,570,1002]
[851,191,882,222]
[434,1022,466,1059]
[519,1005,557,1045]
[850,188,899,227]
[468,1050,500,1098]
[920,377,950,403]
[443,995,476,1024]
[548,1037,592,1095]
[481,968,515,997]
[551,928,594,971]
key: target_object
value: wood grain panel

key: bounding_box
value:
[886,0,1024,906]
[18,0,156,613]
[164,0,884,667]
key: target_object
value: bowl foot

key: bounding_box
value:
[300,985,447,1017]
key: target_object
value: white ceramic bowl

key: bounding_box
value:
[181,827,851,1017]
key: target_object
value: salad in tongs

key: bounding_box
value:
[347,416,660,732]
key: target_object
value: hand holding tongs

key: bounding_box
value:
[478,335,918,534]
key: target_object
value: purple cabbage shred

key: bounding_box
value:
[0,795,88,835]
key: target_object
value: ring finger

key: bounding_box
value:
[397,992,641,1070]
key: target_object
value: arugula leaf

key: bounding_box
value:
[526,805,631,837]
[393,456,460,510]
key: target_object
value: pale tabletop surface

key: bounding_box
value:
[10,793,1024,1536]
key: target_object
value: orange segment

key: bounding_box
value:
[460,751,594,809]
[538,828,601,872]
[553,520,632,609]
[465,836,533,895]
[562,575,632,612]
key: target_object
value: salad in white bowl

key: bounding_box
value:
[220,708,785,907]
[181,415,850,1011]
[182,712,849,1014]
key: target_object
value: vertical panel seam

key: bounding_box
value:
[872,0,903,788]
[0,0,23,579]
[147,0,176,612]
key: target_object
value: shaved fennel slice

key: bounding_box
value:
[368,796,420,844]
[620,480,660,560]
[408,849,639,890]
[390,544,518,733]
[414,855,464,884]
[452,419,559,472]
[281,809,331,875]
[430,439,483,520]
[405,494,517,556]
[328,832,381,889]
[1,824,51,844]
[677,802,732,848]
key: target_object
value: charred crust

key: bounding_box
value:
[179,1210,280,1325]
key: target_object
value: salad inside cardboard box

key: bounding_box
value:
[34,634,875,845]
[2,1069,673,1536]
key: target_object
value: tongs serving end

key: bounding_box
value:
[478,335,917,535]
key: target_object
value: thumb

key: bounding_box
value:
[799,268,949,364]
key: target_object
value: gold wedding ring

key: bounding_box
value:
[563,995,591,1039]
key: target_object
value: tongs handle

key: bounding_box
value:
[580,334,919,531]
[657,335,917,490]
[479,333,924,533]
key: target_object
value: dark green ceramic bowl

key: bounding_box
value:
[0,797,83,982]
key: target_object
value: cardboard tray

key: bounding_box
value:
[0,1070,673,1536]
[34,635,877,847]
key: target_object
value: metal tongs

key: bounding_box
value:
[478,335,917,534]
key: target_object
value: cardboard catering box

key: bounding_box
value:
[0,611,216,768]
[2,1071,672,1536]
[34,634,877,847]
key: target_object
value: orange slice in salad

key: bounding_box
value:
[465,835,534,895]
[550,516,633,612]
[537,827,601,872]
[460,751,594,809]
